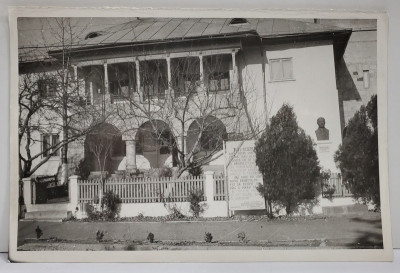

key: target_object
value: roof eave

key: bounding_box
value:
[47,30,259,58]
[260,29,352,60]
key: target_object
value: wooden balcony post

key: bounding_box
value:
[135,59,142,100]
[231,50,238,90]
[103,62,109,94]
[166,56,173,98]
[199,54,205,92]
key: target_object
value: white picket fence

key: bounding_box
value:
[77,175,224,204]
[213,175,227,201]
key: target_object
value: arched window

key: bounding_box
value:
[187,116,227,154]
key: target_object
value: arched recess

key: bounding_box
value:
[186,116,228,161]
[135,120,178,168]
[84,123,125,176]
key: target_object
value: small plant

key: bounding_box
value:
[147,232,155,243]
[35,226,43,239]
[323,184,336,200]
[137,212,144,220]
[96,230,105,242]
[165,204,185,220]
[187,189,206,217]
[102,190,122,219]
[204,232,213,243]
[237,232,249,243]
[85,203,105,220]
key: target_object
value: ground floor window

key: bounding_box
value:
[42,134,60,157]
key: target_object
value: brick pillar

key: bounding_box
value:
[204,171,214,202]
[68,175,79,208]
[22,177,33,205]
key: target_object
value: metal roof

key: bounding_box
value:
[76,18,345,46]
[18,18,348,63]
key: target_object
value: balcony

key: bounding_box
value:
[74,49,239,108]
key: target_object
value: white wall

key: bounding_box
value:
[240,41,342,172]
[119,200,228,218]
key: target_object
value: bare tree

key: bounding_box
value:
[86,130,117,203]
[113,54,266,177]
[18,18,109,181]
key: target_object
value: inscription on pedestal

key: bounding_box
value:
[318,144,330,153]
[226,140,265,211]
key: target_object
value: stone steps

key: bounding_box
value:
[24,210,72,221]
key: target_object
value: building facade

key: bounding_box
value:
[19,18,359,180]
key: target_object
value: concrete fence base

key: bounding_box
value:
[22,173,364,220]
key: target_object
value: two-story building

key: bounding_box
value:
[19,17,354,181]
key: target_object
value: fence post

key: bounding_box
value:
[204,171,214,202]
[69,175,80,211]
[22,177,33,206]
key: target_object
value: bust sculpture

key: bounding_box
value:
[315,117,329,141]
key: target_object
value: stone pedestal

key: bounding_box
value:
[316,140,339,172]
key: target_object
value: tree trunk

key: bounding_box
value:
[268,200,273,218]
[61,116,69,184]
[264,198,273,219]
[286,203,291,216]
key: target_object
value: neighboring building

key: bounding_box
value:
[296,19,377,134]
[330,19,377,134]
[19,18,355,179]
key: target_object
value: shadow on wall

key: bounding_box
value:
[335,58,362,136]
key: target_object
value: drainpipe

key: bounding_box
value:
[260,37,268,127]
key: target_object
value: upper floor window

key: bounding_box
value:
[77,65,104,106]
[171,57,200,97]
[108,62,137,100]
[140,59,168,100]
[42,134,60,157]
[203,55,231,92]
[269,58,294,82]
[38,79,57,98]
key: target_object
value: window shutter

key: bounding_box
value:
[282,59,293,79]
[270,60,283,81]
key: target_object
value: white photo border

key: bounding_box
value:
[8,6,393,262]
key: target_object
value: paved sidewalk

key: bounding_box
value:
[18,213,383,248]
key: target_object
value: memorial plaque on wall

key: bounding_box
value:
[225,140,265,210]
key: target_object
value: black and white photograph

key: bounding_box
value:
[8,7,392,262]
